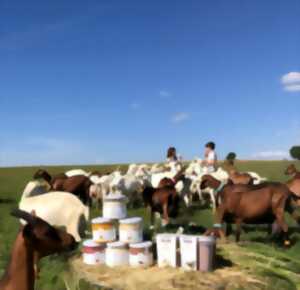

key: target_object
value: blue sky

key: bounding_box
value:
[0,0,300,166]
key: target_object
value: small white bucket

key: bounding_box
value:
[91,217,116,243]
[119,217,143,243]
[105,241,129,267]
[129,241,153,268]
[180,235,198,271]
[156,234,179,268]
[82,240,106,265]
[103,195,127,220]
[198,236,216,272]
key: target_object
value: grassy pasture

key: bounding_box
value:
[0,161,300,289]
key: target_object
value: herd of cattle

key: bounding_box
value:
[19,160,300,244]
[1,162,300,290]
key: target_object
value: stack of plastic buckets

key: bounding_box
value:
[82,193,153,268]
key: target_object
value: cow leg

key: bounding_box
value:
[215,205,226,239]
[209,189,216,211]
[197,184,203,203]
[183,194,190,207]
[275,211,290,245]
[189,193,193,205]
[215,204,225,224]
[271,222,281,235]
[162,203,169,225]
[150,208,155,228]
[235,219,242,242]
[225,223,233,237]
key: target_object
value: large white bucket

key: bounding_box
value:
[82,240,106,265]
[103,195,127,220]
[119,217,143,243]
[129,241,153,268]
[180,235,198,271]
[91,217,116,243]
[156,234,179,268]
[198,236,216,272]
[105,241,129,267]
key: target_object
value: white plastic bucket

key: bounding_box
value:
[106,241,129,267]
[103,195,127,219]
[91,217,116,243]
[156,234,179,268]
[82,240,106,265]
[119,217,143,243]
[180,235,198,271]
[129,241,153,268]
[198,236,216,272]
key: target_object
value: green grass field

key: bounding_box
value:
[0,161,300,290]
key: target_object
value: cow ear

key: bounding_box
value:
[22,224,35,241]
[31,210,36,217]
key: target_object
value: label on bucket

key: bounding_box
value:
[92,226,116,242]
[180,235,198,271]
[105,247,129,267]
[156,234,178,268]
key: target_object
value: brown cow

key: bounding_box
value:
[157,168,186,188]
[33,169,67,188]
[52,175,92,205]
[34,169,92,205]
[285,164,300,179]
[0,209,76,290]
[285,165,300,199]
[228,169,254,185]
[286,177,300,199]
[142,186,180,226]
[214,181,299,244]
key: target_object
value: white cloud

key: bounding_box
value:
[171,112,190,123]
[284,84,300,92]
[130,102,140,110]
[252,150,289,160]
[159,90,172,98]
[281,72,300,92]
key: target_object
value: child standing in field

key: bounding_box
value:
[166,147,178,162]
[202,142,218,173]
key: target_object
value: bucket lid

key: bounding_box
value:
[104,194,127,202]
[180,235,198,241]
[156,233,179,240]
[198,236,216,243]
[83,239,105,248]
[119,217,142,224]
[129,241,152,249]
[107,241,128,249]
[91,217,112,224]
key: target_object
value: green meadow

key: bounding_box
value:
[0,161,300,290]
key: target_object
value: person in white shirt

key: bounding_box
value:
[166,146,183,163]
[166,147,178,162]
[202,142,218,173]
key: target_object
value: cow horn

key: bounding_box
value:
[11,209,37,225]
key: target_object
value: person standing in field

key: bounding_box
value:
[166,147,178,162]
[202,142,218,173]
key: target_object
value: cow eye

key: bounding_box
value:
[46,228,61,241]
